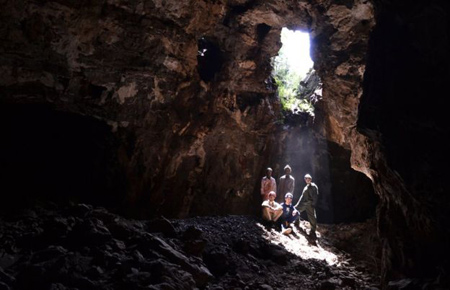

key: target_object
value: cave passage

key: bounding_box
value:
[0,103,127,212]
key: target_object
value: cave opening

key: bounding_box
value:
[269,27,377,225]
[271,28,320,120]
[264,26,379,273]
[0,0,447,288]
[0,103,127,214]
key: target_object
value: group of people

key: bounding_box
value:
[260,165,319,239]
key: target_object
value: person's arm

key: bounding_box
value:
[294,186,304,208]
[291,178,295,195]
[311,184,319,207]
[278,177,284,195]
[289,204,298,216]
[294,198,300,208]
[261,178,265,196]
[273,202,283,211]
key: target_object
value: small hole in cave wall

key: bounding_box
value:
[197,37,223,82]
[257,23,271,43]
[86,83,107,99]
[236,93,262,112]
[0,103,126,211]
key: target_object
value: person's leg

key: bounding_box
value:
[262,207,272,221]
[281,223,292,234]
[273,209,283,222]
[286,211,300,225]
[306,205,317,235]
[296,204,306,224]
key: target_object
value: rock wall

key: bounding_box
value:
[356,0,450,283]
[0,0,281,217]
[0,0,376,220]
[4,0,447,286]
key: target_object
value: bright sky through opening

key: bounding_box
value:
[280,28,314,77]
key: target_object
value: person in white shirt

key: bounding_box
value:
[261,191,283,229]
[260,167,277,201]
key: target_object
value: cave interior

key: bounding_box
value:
[0,0,449,289]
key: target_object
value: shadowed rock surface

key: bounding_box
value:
[0,0,376,219]
[1,203,382,290]
[0,0,449,288]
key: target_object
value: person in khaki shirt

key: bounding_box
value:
[260,167,277,201]
[278,165,295,202]
[261,191,283,229]
[295,174,319,239]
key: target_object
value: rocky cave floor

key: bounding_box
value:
[0,202,382,290]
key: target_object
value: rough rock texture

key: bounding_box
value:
[0,0,376,220]
[1,0,448,288]
[0,0,283,218]
[355,0,450,284]
[0,203,381,290]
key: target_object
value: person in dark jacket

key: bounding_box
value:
[294,174,319,239]
[280,192,299,235]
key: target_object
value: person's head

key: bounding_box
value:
[284,165,292,175]
[284,192,293,205]
[266,167,273,177]
[304,174,312,184]
[268,191,276,201]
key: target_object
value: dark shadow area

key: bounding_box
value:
[357,0,449,283]
[223,0,258,27]
[197,37,223,82]
[0,103,126,213]
[326,141,378,223]
[0,202,380,289]
[236,92,264,112]
[256,23,272,43]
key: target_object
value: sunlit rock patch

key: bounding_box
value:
[258,221,340,266]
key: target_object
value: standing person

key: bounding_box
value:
[261,191,283,229]
[294,174,319,239]
[278,165,295,203]
[261,167,277,201]
[280,192,300,235]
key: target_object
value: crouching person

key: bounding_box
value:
[261,191,282,229]
[280,192,299,235]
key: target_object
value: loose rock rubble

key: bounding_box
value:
[0,203,381,290]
